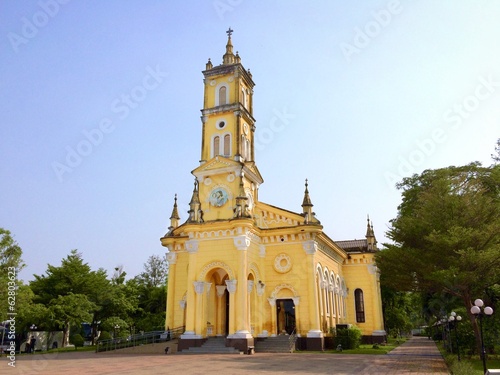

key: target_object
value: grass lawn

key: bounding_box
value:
[439,341,500,374]
[18,345,97,355]
[306,338,406,355]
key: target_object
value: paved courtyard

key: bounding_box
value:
[3,336,449,375]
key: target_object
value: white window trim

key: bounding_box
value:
[215,83,229,107]
[211,132,232,158]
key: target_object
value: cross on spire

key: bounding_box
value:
[226,27,234,38]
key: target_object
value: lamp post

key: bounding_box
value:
[470,299,494,375]
[114,324,120,350]
[448,312,462,361]
[440,317,448,350]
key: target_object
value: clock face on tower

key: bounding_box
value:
[209,187,229,207]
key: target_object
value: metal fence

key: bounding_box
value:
[96,326,185,352]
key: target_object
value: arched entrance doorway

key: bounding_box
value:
[276,299,296,334]
[206,268,230,336]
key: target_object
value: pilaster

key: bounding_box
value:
[165,251,177,330]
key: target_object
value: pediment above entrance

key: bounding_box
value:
[192,156,241,179]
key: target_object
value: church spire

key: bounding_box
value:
[187,179,204,223]
[302,179,313,208]
[365,215,377,251]
[234,172,251,219]
[222,27,236,65]
[166,194,180,234]
[302,179,319,224]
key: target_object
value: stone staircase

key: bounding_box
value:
[180,337,241,354]
[254,335,296,353]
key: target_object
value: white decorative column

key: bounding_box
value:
[247,280,254,334]
[225,279,237,335]
[292,297,301,335]
[320,278,327,333]
[229,234,252,339]
[216,285,226,336]
[268,297,277,336]
[165,250,176,330]
[193,281,205,337]
[328,284,335,330]
[256,281,265,336]
[181,240,199,338]
[302,240,322,338]
[205,282,212,336]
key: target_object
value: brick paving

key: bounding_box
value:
[3,336,449,374]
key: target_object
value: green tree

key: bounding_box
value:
[381,288,417,337]
[48,293,96,347]
[30,250,108,346]
[492,138,500,164]
[137,255,168,288]
[0,228,25,322]
[126,255,168,332]
[376,162,500,354]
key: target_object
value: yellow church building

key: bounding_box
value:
[160,30,385,352]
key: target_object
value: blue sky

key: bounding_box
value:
[1,0,499,282]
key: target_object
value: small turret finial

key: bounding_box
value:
[223,28,235,65]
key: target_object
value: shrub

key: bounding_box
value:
[334,326,362,350]
[98,331,112,341]
[70,334,84,349]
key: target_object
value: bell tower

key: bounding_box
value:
[200,28,256,163]
[192,29,263,222]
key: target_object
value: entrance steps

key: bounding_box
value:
[180,336,241,354]
[255,335,296,353]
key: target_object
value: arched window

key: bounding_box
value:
[219,86,227,105]
[223,134,230,156]
[241,135,247,160]
[355,289,365,323]
[241,135,251,160]
[241,89,247,108]
[324,271,330,316]
[213,136,220,156]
